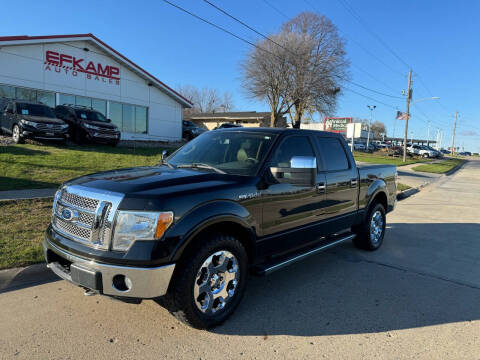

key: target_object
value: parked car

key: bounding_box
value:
[347,140,366,151]
[214,123,242,129]
[0,100,69,144]
[440,149,450,154]
[407,144,439,158]
[54,105,120,146]
[182,120,206,140]
[43,128,397,329]
[458,151,472,156]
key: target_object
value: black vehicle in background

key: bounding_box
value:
[182,120,206,140]
[214,123,242,130]
[54,105,120,146]
[0,99,69,144]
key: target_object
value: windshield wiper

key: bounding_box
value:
[160,159,175,169]
[177,163,226,174]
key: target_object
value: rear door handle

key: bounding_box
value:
[351,179,358,187]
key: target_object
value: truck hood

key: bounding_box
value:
[65,166,245,198]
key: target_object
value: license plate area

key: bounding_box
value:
[71,264,103,290]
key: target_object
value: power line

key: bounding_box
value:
[160,0,279,59]
[336,0,411,69]
[343,87,398,109]
[202,0,404,99]
[261,0,290,19]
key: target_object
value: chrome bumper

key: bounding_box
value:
[43,239,175,299]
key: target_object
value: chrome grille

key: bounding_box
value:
[61,192,99,211]
[36,123,64,132]
[53,217,92,241]
[51,185,124,250]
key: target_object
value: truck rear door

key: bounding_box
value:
[314,136,358,232]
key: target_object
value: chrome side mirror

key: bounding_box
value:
[290,156,316,169]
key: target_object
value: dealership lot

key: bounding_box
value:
[1,159,479,359]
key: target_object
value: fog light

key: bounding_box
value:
[112,274,132,292]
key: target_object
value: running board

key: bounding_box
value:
[259,234,356,275]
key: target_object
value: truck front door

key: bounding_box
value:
[258,135,326,255]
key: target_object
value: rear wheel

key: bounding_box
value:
[353,202,386,251]
[422,153,429,158]
[162,233,248,329]
[12,124,24,144]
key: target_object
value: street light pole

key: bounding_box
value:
[451,111,458,155]
[367,105,376,150]
[403,69,413,162]
[426,120,430,147]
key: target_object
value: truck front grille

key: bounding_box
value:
[51,186,124,250]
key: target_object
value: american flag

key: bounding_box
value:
[396,111,409,120]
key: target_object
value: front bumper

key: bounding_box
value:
[43,238,175,299]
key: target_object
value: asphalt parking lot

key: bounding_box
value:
[0,160,479,359]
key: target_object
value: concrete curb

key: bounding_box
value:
[0,263,58,294]
[396,188,419,200]
[445,159,467,176]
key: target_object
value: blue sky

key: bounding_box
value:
[2,0,479,151]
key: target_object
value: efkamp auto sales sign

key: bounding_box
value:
[44,50,120,85]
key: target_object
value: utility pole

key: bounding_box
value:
[367,105,376,150]
[451,111,458,155]
[403,69,413,162]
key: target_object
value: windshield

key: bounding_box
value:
[75,109,108,122]
[16,103,56,118]
[168,131,277,176]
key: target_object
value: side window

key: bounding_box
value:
[6,102,13,113]
[316,137,350,171]
[270,136,314,168]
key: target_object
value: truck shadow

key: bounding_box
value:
[214,222,480,336]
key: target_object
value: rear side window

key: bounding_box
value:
[316,137,349,171]
[270,136,314,168]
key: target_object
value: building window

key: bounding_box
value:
[59,93,75,106]
[37,91,55,107]
[109,101,123,130]
[122,104,135,133]
[76,96,91,108]
[135,106,147,134]
[0,84,15,98]
[15,88,36,102]
[92,99,106,116]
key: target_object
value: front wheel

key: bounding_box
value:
[163,233,248,329]
[353,202,386,251]
[423,153,429,158]
[12,124,24,144]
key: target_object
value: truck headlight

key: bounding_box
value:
[112,211,173,251]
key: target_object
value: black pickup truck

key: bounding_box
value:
[44,128,396,328]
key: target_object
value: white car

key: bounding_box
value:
[407,144,439,158]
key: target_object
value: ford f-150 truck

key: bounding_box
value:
[44,128,396,328]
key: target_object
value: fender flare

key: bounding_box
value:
[167,200,257,262]
[364,179,388,219]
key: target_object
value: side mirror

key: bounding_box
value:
[269,156,316,186]
[161,149,169,161]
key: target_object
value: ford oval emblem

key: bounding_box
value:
[61,208,73,221]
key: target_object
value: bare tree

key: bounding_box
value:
[241,12,348,128]
[370,121,386,139]
[177,85,234,114]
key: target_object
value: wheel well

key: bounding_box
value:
[371,191,388,212]
[180,221,255,264]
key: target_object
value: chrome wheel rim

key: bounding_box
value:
[370,210,384,244]
[13,126,19,142]
[193,250,240,315]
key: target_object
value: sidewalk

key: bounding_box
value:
[0,188,57,201]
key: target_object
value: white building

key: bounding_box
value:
[0,33,191,141]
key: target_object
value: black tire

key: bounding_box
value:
[74,130,83,144]
[12,124,24,144]
[353,202,386,251]
[162,233,248,329]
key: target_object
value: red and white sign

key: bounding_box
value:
[44,50,120,85]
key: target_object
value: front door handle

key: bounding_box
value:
[316,182,326,193]
[351,178,358,187]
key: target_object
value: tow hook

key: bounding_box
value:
[83,288,98,296]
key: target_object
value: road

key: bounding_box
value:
[1,160,479,359]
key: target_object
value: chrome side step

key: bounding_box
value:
[262,234,356,275]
